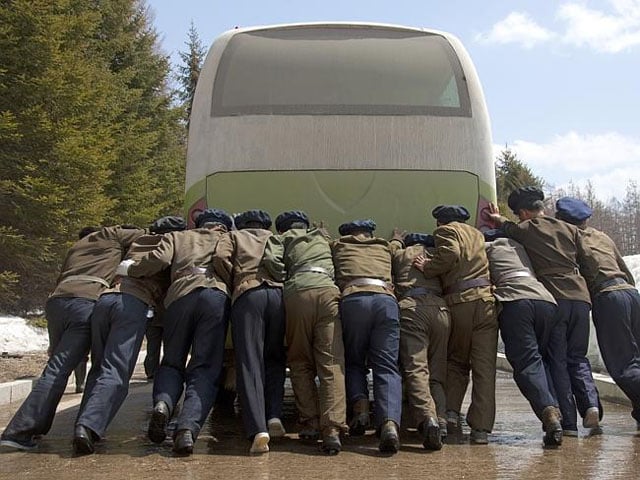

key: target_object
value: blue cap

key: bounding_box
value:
[338,219,376,236]
[150,216,187,234]
[432,205,470,224]
[234,209,272,230]
[555,197,593,225]
[404,233,435,248]
[508,186,544,214]
[195,208,233,230]
[275,210,309,232]
[483,228,507,241]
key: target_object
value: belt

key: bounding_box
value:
[593,277,628,295]
[291,265,333,279]
[59,274,110,289]
[402,286,442,298]
[536,266,580,277]
[343,278,394,291]
[172,266,208,282]
[443,277,492,295]
[496,269,532,284]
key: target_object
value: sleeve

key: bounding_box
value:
[422,226,460,278]
[262,234,287,282]
[388,238,404,255]
[212,232,235,287]
[128,234,175,278]
[116,227,147,253]
[575,230,599,286]
[615,246,636,286]
[502,220,527,243]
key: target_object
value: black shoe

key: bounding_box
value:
[378,420,400,454]
[148,401,169,444]
[321,427,341,455]
[172,429,194,456]
[421,417,443,451]
[0,435,38,451]
[73,425,96,455]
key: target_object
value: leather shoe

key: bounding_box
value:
[172,429,194,456]
[541,406,563,447]
[378,420,400,454]
[148,401,169,444]
[321,427,341,455]
[421,417,442,450]
[73,425,96,455]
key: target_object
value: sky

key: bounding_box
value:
[148,0,640,202]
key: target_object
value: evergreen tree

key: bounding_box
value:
[494,148,545,217]
[177,21,207,127]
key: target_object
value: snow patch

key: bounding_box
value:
[0,315,48,354]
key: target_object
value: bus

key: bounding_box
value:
[185,22,496,235]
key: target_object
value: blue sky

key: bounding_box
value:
[148,0,640,201]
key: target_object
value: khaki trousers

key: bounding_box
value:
[285,287,347,430]
[447,297,497,432]
[399,303,450,426]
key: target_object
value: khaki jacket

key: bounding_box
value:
[392,245,446,309]
[50,226,145,301]
[128,227,229,308]
[502,217,597,304]
[421,222,493,305]
[213,228,282,304]
[485,238,556,305]
[579,226,635,294]
[331,235,401,297]
[119,234,171,309]
[262,228,338,297]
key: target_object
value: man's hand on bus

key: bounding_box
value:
[487,202,504,224]
[412,254,430,272]
[391,227,406,243]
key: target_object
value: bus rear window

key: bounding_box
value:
[211,27,471,117]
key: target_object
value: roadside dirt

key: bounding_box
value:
[0,351,48,382]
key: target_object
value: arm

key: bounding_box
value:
[615,246,636,286]
[212,232,235,287]
[262,234,286,282]
[127,234,175,278]
[416,226,460,278]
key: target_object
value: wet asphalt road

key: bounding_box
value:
[1,370,639,480]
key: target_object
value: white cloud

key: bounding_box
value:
[559,0,640,52]
[478,1,640,52]
[475,12,555,48]
[494,131,640,200]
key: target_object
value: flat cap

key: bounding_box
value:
[275,210,310,232]
[149,216,187,234]
[195,208,233,230]
[338,219,376,236]
[555,197,593,225]
[483,228,507,242]
[403,232,435,248]
[432,205,470,224]
[507,186,545,214]
[234,209,272,230]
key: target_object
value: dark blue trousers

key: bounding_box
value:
[231,286,286,439]
[153,288,229,438]
[75,293,148,438]
[592,288,640,422]
[1,297,93,441]
[340,292,402,428]
[499,299,559,419]
[547,299,600,430]
[144,323,163,379]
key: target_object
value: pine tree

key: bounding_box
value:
[177,21,207,128]
[494,148,545,217]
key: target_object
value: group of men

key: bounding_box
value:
[1,185,639,458]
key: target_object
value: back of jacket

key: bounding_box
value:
[128,228,228,307]
[331,235,400,297]
[485,238,556,304]
[51,226,145,301]
[262,228,337,296]
[392,245,445,308]
[213,229,282,304]
[580,226,635,294]
[120,234,171,309]
[503,216,596,303]
[421,222,492,304]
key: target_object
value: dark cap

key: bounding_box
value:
[403,232,435,248]
[555,197,593,225]
[338,219,376,236]
[483,228,507,242]
[507,186,545,214]
[431,205,470,224]
[149,216,187,234]
[195,208,233,230]
[234,209,272,230]
[275,210,309,232]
